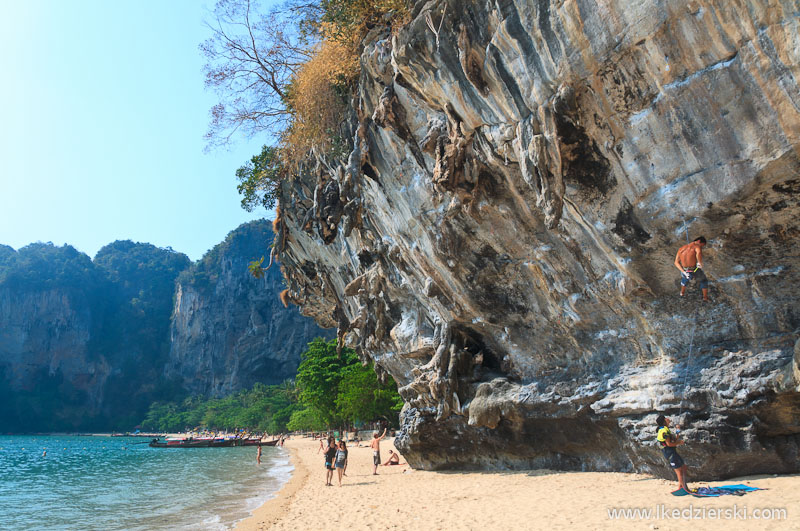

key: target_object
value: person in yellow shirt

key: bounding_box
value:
[656,414,690,494]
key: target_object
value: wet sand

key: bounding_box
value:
[236,437,799,531]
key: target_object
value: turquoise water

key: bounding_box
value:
[0,435,291,530]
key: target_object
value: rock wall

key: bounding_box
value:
[0,226,331,431]
[276,0,800,478]
[166,220,333,397]
[0,287,108,407]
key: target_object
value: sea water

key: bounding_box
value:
[0,435,291,530]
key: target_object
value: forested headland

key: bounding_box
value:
[0,221,330,433]
[141,338,401,434]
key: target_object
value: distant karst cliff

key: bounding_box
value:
[165,220,332,397]
[275,0,800,479]
[0,221,329,431]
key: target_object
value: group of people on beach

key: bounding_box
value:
[320,435,349,486]
[317,427,404,486]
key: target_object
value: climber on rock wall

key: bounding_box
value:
[674,236,709,302]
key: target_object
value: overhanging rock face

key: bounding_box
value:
[276,0,800,479]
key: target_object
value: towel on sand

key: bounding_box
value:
[690,484,762,497]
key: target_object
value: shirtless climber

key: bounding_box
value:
[674,236,709,301]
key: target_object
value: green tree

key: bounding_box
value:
[295,338,358,427]
[336,363,402,425]
[236,145,284,211]
[295,338,402,429]
[286,407,326,432]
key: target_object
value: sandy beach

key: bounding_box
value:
[236,437,798,531]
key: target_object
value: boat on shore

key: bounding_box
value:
[148,437,280,448]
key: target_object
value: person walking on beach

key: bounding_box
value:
[334,440,348,486]
[370,428,387,475]
[674,236,709,301]
[256,443,262,465]
[324,436,337,486]
[656,415,691,494]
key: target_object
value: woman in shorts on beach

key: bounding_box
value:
[334,440,348,487]
[324,436,336,486]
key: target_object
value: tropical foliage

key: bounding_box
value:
[293,338,402,430]
[201,0,410,210]
[140,338,402,434]
[141,382,299,433]
[236,145,284,212]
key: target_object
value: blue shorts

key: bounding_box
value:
[662,446,685,469]
[680,268,708,289]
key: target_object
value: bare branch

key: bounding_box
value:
[201,0,317,148]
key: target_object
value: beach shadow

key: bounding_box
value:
[433,469,561,479]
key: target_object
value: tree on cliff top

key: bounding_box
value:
[202,0,410,211]
[201,0,314,148]
[236,144,283,211]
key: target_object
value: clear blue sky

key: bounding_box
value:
[0,1,277,261]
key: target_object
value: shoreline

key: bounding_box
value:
[235,443,310,530]
[235,437,799,530]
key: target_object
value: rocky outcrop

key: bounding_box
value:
[0,286,108,407]
[0,227,331,431]
[165,220,333,397]
[0,242,189,430]
[276,0,800,478]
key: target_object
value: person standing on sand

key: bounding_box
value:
[256,443,262,465]
[324,436,337,486]
[674,236,709,301]
[656,415,691,494]
[334,440,348,486]
[370,428,387,475]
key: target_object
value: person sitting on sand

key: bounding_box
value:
[370,427,387,475]
[656,414,691,494]
[382,450,405,466]
[324,436,337,486]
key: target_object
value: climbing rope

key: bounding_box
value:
[425,3,447,52]
[678,305,699,417]
[678,218,696,418]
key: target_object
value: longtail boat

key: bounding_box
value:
[243,438,279,446]
[148,437,280,448]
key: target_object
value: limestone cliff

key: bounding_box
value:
[0,226,330,431]
[276,0,800,478]
[0,285,107,409]
[166,220,333,397]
